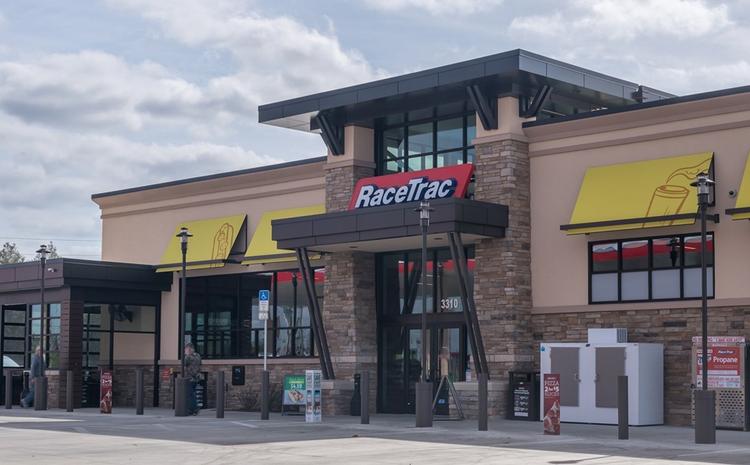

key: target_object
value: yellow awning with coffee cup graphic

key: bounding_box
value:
[726,151,750,220]
[242,204,325,265]
[562,152,714,235]
[157,214,246,272]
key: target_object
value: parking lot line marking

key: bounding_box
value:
[677,448,750,457]
[231,421,259,429]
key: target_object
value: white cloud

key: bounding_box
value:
[511,0,731,40]
[0,111,280,259]
[363,0,503,16]
[0,50,261,133]
[108,0,385,100]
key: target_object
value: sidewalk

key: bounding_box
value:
[0,408,748,464]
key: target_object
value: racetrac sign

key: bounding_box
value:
[348,164,474,210]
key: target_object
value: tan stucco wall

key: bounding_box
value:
[94,160,326,361]
[528,96,750,312]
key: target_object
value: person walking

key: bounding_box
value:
[21,346,43,408]
[184,343,202,415]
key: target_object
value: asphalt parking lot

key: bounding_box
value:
[1,408,749,464]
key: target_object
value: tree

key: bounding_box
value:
[34,241,61,260]
[0,242,25,264]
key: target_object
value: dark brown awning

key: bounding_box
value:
[272,198,508,253]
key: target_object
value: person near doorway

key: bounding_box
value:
[21,346,43,408]
[184,343,202,415]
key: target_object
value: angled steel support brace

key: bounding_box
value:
[313,112,344,156]
[466,84,497,131]
[447,232,489,378]
[296,248,335,379]
[520,85,552,118]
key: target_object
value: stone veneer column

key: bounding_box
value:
[321,125,378,414]
[472,97,534,410]
[58,299,84,408]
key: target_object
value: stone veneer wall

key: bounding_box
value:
[472,137,534,417]
[322,162,378,413]
[532,305,750,426]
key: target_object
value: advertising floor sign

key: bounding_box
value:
[305,370,322,423]
[100,370,113,414]
[284,374,306,406]
[543,374,560,435]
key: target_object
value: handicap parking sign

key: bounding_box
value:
[259,290,270,320]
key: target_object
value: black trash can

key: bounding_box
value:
[508,371,540,421]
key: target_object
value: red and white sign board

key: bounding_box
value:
[543,373,561,435]
[696,346,742,389]
[348,164,474,210]
[100,370,113,414]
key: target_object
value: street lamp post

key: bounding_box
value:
[691,172,716,444]
[175,227,192,417]
[415,201,433,427]
[34,245,50,410]
[176,227,192,375]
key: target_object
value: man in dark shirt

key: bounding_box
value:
[184,343,202,415]
[21,346,43,408]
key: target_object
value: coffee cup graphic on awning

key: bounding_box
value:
[562,152,714,235]
[348,164,474,210]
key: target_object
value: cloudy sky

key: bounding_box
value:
[1,0,749,260]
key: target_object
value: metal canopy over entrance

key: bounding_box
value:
[273,198,507,380]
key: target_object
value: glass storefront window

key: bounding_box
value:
[28,303,61,369]
[408,123,433,155]
[377,110,476,176]
[437,117,463,151]
[589,233,714,303]
[379,247,474,316]
[183,270,320,359]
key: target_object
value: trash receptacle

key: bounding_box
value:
[508,371,540,421]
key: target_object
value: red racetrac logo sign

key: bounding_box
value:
[348,164,474,209]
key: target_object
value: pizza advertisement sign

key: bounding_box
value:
[100,370,113,414]
[283,374,306,406]
[543,374,561,435]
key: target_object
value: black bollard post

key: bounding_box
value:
[135,368,144,415]
[361,371,369,425]
[4,370,12,409]
[216,371,225,419]
[174,376,189,417]
[260,370,270,420]
[34,376,48,411]
[66,370,74,412]
[478,373,488,431]
[695,390,716,444]
[617,375,628,440]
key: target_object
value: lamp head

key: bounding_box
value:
[36,244,49,260]
[690,172,714,196]
[176,227,193,244]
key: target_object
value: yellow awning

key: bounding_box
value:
[727,151,750,220]
[562,152,714,235]
[157,214,246,272]
[243,204,325,265]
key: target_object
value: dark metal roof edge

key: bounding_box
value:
[0,257,157,271]
[258,49,672,123]
[92,156,326,200]
[258,50,522,118]
[516,50,671,96]
[524,84,750,129]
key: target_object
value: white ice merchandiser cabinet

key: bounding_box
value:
[539,329,664,425]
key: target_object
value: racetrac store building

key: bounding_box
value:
[3,49,750,426]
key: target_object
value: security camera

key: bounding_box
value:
[729,189,737,198]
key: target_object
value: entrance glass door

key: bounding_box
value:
[378,248,474,414]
